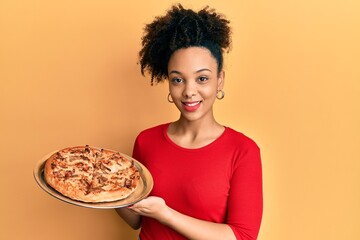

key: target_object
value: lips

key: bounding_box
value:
[182,101,201,112]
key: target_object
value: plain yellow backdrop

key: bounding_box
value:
[1,0,359,239]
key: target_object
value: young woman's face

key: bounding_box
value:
[167,47,224,122]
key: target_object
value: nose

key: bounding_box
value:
[182,81,197,98]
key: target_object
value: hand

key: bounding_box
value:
[128,196,172,224]
[128,197,236,240]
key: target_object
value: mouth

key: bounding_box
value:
[182,101,202,112]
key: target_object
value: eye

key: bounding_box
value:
[198,76,209,83]
[171,77,184,84]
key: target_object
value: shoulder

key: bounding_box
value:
[135,123,169,141]
[223,127,260,151]
[132,123,170,160]
[222,128,262,173]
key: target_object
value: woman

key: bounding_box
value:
[116,4,263,240]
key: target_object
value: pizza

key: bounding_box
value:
[44,145,140,203]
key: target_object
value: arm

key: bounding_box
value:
[129,196,236,240]
[227,142,263,239]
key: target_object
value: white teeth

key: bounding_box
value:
[185,101,200,106]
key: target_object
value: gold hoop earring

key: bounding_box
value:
[216,90,225,100]
[167,93,174,103]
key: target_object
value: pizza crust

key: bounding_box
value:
[44,146,140,203]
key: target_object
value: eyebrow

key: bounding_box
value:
[169,68,212,75]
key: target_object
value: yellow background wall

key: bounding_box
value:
[1,0,359,239]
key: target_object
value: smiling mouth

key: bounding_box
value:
[183,101,201,106]
[182,101,202,112]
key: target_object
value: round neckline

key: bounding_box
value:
[162,123,228,152]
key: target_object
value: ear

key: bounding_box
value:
[217,70,225,90]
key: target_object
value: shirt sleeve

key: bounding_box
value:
[132,135,142,162]
[227,142,263,239]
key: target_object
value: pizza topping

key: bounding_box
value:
[64,170,73,179]
[97,175,108,185]
[125,179,132,188]
[85,145,91,153]
[80,178,91,193]
[58,161,68,168]
[55,152,64,160]
[51,162,57,169]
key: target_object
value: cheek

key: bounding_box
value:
[169,87,182,98]
[200,87,217,100]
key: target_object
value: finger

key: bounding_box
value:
[129,199,147,209]
[128,208,141,215]
[128,202,145,211]
[128,203,140,209]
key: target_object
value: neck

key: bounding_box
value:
[167,115,224,149]
[173,103,219,131]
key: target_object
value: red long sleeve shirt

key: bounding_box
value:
[132,123,263,239]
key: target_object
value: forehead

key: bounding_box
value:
[168,47,218,73]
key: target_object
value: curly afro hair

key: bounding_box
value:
[139,4,232,85]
